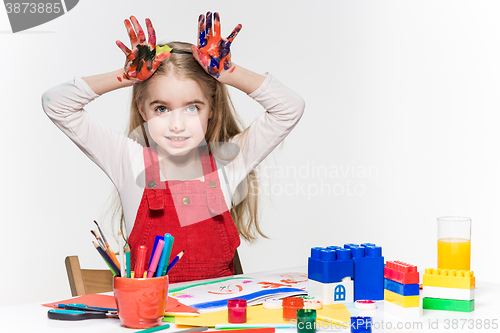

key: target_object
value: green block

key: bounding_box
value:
[423,297,474,312]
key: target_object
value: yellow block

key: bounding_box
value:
[423,268,475,289]
[175,303,351,327]
[384,289,419,308]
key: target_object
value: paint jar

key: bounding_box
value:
[297,309,316,333]
[227,299,247,323]
[300,296,322,310]
[350,316,372,333]
[113,275,168,329]
[282,297,304,320]
[437,216,471,270]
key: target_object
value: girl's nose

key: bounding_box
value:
[169,110,186,132]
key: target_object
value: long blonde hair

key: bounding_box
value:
[113,41,264,243]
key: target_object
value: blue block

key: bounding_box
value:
[308,246,354,283]
[384,278,419,296]
[351,316,372,333]
[344,243,384,301]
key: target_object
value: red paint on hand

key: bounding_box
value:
[116,16,170,82]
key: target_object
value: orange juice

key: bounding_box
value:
[438,238,471,270]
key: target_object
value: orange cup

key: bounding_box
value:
[113,275,168,329]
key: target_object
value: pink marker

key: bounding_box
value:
[146,239,164,278]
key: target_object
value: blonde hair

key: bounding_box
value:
[114,41,265,243]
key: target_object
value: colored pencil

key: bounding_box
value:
[137,326,208,333]
[166,250,184,274]
[91,229,120,270]
[125,245,131,278]
[90,230,106,249]
[94,220,121,269]
[92,241,115,275]
[118,232,125,277]
[215,328,276,333]
[135,324,170,333]
[93,242,120,277]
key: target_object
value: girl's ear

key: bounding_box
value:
[136,100,148,122]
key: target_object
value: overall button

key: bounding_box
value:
[209,181,217,188]
[147,180,157,188]
[183,197,190,205]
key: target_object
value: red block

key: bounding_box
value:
[384,261,419,284]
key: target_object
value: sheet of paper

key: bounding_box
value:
[170,272,308,312]
[42,294,197,313]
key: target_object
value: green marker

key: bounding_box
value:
[126,245,131,278]
[161,234,174,276]
[135,324,170,333]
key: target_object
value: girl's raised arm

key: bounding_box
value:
[83,16,170,95]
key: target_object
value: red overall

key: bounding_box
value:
[128,146,241,283]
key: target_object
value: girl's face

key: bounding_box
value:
[138,72,212,157]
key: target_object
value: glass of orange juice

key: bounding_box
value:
[437,216,471,270]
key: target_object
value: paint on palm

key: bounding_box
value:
[116,16,171,82]
[197,11,242,78]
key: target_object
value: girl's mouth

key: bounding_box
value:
[167,136,189,142]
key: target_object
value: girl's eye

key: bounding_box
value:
[186,104,199,113]
[155,106,168,113]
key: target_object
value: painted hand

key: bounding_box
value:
[192,12,242,79]
[116,16,170,82]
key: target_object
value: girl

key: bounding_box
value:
[42,12,304,283]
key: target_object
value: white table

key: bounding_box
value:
[1,267,498,333]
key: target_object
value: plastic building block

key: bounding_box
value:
[384,300,421,319]
[350,316,372,333]
[422,286,475,301]
[422,297,474,312]
[384,289,419,308]
[308,277,353,305]
[384,261,419,284]
[384,278,419,296]
[344,243,384,301]
[423,268,475,289]
[308,247,354,283]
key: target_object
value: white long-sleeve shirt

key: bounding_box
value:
[42,73,305,236]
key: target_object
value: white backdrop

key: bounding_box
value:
[1,0,499,306]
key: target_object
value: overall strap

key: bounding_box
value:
[200,145,227,216]
[143,146,165,210]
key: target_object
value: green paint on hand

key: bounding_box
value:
[156,45,173,56]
